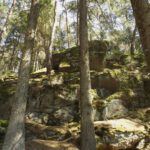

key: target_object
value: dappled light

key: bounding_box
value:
[0,0,150,150]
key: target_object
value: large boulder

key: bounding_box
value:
[92,73,120,98]
[95,119,148,150]
[52,40,109,72]
[27,86,55,113]
[26,112,49,124]
[54,107,74,123]
[102,99,128,120]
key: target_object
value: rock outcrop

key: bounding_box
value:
[52,40,109,72]
[95,119,148,150]
[102,99,128,120]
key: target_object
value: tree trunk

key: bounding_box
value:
[44,39,51,74]
[45,0,58,74]
[76,0,79,46]
[3,0,5,5]
[130,25,137,56]
[130,0,150,71]
[33,49,39,72]
[79,0,96,150]
[2,1,40,150]
[30,47,36,73]
[0,0,16,43]
[49,0,58,67]
[63,0,70,48]
[8,36,20,71]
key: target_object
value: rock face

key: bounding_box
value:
[95,119,148,150]
[52,40,109,72]
[102,99,128,120]
[28,86,55,112]
[92,73,120,97]
[1,48,150,150]
[54,107,74,123]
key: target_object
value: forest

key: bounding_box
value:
[0,0,150,150]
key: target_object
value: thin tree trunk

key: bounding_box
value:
[3,0,5,5]
[58,13,62,49]
[2,1,40,150]
[79,0,96,150]
[30,47,36,73]
[49,0,58,69]
[33,49,39,72]
[63,0,70,48]
[8,39,17,70]
[76,0,79,46]
[45,0,58,74]
[0,0,16,43]
[130,25,137,56]
[130,0,150,71]
[8,35,20,71]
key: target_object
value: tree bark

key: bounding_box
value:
[8,35,20,71]
[76,0,79,46]
[130,0,150,71]
[79,0,96,150]
[45,0,58,74]
[130,25,137,56]
[2,1,40,150]
[63,0,70,48]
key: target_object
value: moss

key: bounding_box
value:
[64,72,80,84]
[106,91,125,101]
[52,49,68,54]
[52,40,109,71]
[90,89,100,100]
[105,88,137,102]
[0,84,16,101]
[0,71,16,80]
[32,68,47,74]
[59,62,70,68]
[0,120,8,128]
[30,78,44,83]
[102,65,143,92]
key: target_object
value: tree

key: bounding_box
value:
[45,0,58,74]
[79,0,96,150]
[130,0,150,71]
[62,0,70,48]
[130,24,137,56]
[2,0,41,150]
[0,0,16,43]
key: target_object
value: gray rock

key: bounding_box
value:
[54,107,74,123]
[93,109,101,121]
[26,112,49,124]
[136,139,145,149]
[0,126,5,134]
[95,119,147,149]
[102,99,128,120]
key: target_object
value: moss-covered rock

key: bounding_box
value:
[52,40,109,72]
[95,119,148,150]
